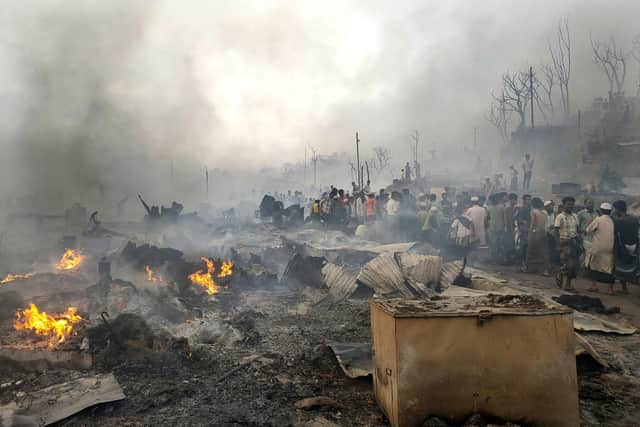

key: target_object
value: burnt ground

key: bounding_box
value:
[1,224,640,426]
[0,283,383,427]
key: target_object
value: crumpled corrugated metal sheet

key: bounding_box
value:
[321,263,358,300]
[356,252,442,297]
[398,253,442,286]
[356,252,411,296]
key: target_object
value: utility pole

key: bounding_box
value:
[530,66,534,129]
[310,147,318,189]
[411,130,419,163]
[205,167,209,201]
[170,159,174,195]
[303,145,307,188]
[355,132,361,190]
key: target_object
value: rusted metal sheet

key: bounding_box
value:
[321,263,358,300]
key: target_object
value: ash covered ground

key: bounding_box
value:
[1,219,639,426]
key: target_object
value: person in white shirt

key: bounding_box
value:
[466,196,487,246]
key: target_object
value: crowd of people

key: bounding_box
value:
[303,183,639,294]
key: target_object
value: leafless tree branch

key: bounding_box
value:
[548,17,571,122]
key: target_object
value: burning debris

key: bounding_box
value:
[145,265,163,283]
[13,303,84,348]
[0,272,35,285]
[56,249,85,272]
[188,257,234,295]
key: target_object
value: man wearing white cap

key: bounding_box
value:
[466,196,487,246]
[585,202,615,293]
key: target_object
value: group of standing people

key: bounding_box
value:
[477,193,639,293]
[305,181,639,294]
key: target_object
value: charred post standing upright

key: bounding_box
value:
[356,132,362,190]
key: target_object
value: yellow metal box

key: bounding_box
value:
[371,295,579,427]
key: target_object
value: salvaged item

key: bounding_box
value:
[0,373,125,426]
[371,295,579,427]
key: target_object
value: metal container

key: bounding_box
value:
[371,295,579,427]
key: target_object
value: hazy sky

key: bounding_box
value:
[0,0,639,204]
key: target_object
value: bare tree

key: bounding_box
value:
[548,18,571,121]
[495,70,531,130]
[539,63,556,119]
[372,146,391,176]
[485,98,511,144]
[591,34,628,96]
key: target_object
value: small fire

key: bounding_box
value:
[145,265,163,283]
[188,257,234,295]
[14,303,83,348]
[218,261,234,278]
[56,249,85,271]
[0,272,35,285]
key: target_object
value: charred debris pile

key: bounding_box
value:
[0,222,636,426]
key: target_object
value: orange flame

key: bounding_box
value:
[14,303,83,348]
[217,261,234,278]
[188,257,233,295]
[56,249,85,271]
[188,257,220,295]
[145,265,163,283]
[0,272,35,285]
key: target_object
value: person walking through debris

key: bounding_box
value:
[523,198,548,273]
[612,200,639,294]
[466,196,487,246]
[522,153,534,191]
[585,203,615,294]
[554,197,580,291]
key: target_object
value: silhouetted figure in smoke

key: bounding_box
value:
[88,210,101,235]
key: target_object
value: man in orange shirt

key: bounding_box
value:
[364,193,377,222]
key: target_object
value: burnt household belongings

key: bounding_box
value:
[371,295,578,427]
